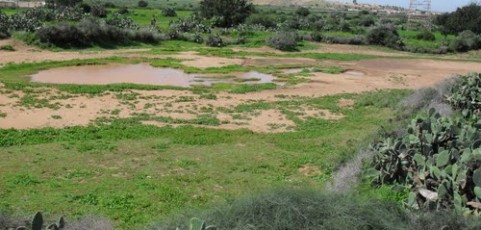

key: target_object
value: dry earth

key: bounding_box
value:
[1,40,481,132]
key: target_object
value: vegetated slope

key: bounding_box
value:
[252,0,328,6]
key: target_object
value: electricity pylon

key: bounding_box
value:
[408,0,433,30]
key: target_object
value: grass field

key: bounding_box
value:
[398,30,455,49]
[0,89,408,229]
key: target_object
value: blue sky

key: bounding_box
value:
[334,0,473,12]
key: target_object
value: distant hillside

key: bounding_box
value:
[252,0,329,6]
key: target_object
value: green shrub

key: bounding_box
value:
[435,3,481,35]
[118,7,129,15]
[450,30,480,52]
[161,7,177,17]
[246,14,277,28]
[324,36,365,45]
[366,25,404,49]
[0,45,15,51]
[266,31,299,51]
[205,34,223,47]
[416,30,436,41]
[0,12,9,38]
[91,4,107,18]
[199,0,254,27]
[37,18,161,48]
[80,3,91,13]
[295,7,310,17]
[358,16,375,27]
[308,31,323,42]
[138,0,148,8]
[103,2,115,8]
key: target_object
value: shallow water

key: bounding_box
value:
[343,70,365,76]
[31,63,280,87]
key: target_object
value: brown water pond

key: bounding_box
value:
[30,63,280,87]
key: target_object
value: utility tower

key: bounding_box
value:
[408,0,433,30]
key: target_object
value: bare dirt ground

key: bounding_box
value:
[1,40,481,132]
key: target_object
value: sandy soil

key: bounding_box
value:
[1,40,481,132]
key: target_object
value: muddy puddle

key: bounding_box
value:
[30,63,280,87]
[343,70,366,76]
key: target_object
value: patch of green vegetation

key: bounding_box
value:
[0,45,15,51]
[398,30,455,49]
[0,90,407,229]
[211,82,277,94]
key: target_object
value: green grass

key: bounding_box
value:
[126,9,192,29]
[0,90,407,229]
[398,30,455,49]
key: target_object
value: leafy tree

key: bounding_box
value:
[435,3,481,34]
[199,0,254,27]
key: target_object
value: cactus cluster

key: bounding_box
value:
[5,212,65,230]
[447,73,481,117]
[371,109,481,211]
[176,218,216,230]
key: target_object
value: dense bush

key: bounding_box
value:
[91,4,107,18]
[446,73,481,116]
[323,36,365,45]
[366,25,404,49]
[199,0,254,27]
[161,7,177,17]
[266,31,299,51]
[358,16,375,27]
[206,34,223,47]
[79,2,91,13]
[153,189,481,230]
[246,14,277,28]
[416,30,436,41]
[450,30,481,53]
[0,12,9,38]
[118,7,129,15]
[37,18,161,48]
[435,3,481,35]
[138,0,148,8]
[103,2,115,8]
[295,7,310,17]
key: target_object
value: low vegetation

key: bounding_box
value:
[2,1,481,230]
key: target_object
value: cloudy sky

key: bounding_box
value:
[334,0,474,12]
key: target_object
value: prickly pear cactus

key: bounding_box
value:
[446,73,481,117]
[371,108,481,212]
[5,213,66,230]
